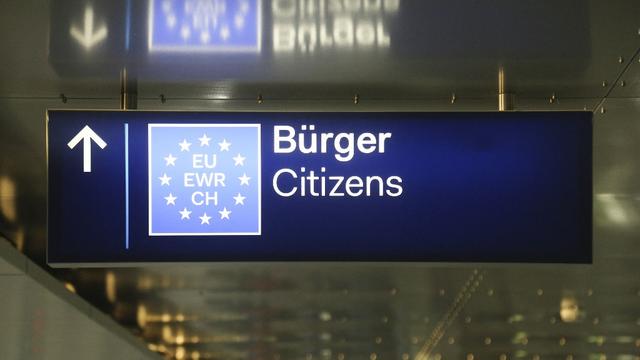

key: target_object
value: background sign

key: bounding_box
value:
[48,1,590,79]
[148,0,261,52]
[47,111,592,265]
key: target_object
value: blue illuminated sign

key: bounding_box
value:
[47,111,592,265]
[148,0,261,52]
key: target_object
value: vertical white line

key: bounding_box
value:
[148,0,154,51]
[83,137,91,172]
[257,124,262,235]
[257,0,262,53]
[125,123,130,249]
[148,125,153,235]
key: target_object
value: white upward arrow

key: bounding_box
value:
[67,125,107,173]
[69,6,108,49]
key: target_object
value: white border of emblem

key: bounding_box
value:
[148,123,261,236]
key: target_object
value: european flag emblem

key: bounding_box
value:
[148,0,261,52]
[148,124,261,235]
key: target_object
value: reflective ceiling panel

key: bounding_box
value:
[609,49,640,99]
[0,1,639,360]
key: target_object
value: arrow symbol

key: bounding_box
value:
[69,6,108,49]
[67,125,107,173]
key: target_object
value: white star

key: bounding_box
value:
[164,193,177,205]
[158,173,172,186]
[199,212,212,225]
[234,14,245,29]
[200,31,210,43]
[179,207,191,220]
[198,133,211,146]
[220,26,230,41]
[180,25,190,40]
[179,139,192,152]
[162,0,171,12]
[218,139,231,152]
[219,207,231,220]
[238,173,251,186]
[167,14,176,28]
[233,193,246,205]
[164,153,177,166]
[233,153,246,166]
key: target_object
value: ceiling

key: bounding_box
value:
[0,238,155,360]
[0,1,640,359]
